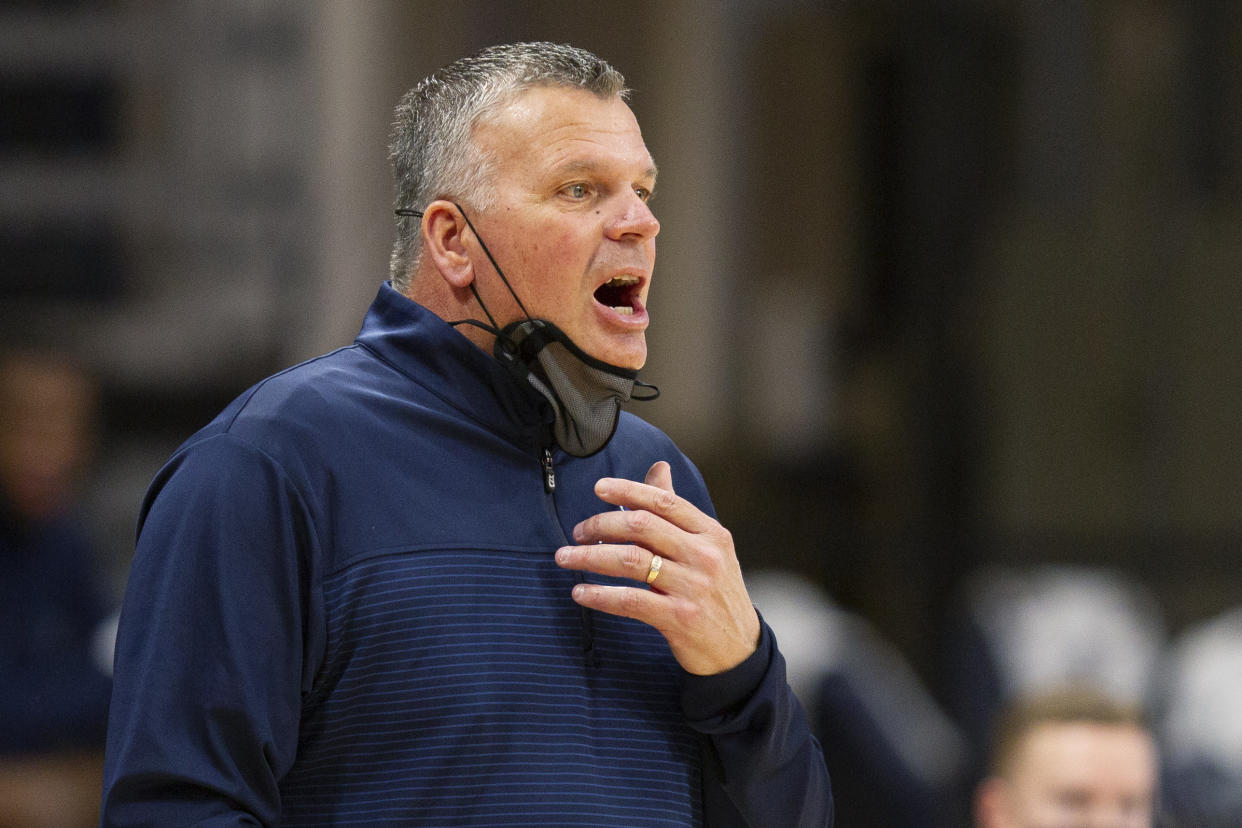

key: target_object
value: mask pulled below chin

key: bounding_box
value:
[493,319,658,457]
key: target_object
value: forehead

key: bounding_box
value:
[1017,722,1157,787]
[472,85,656,181]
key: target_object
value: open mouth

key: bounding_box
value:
[593,275,642,316]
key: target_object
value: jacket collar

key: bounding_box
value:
[354,282,553,449]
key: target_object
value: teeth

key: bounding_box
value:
[613,306,634,315]
[606,276,640,287]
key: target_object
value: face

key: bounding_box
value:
[0,358,95,521]
[460,85,659,370]
[982,722,1157,828]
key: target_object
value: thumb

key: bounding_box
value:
[645,460,674,493]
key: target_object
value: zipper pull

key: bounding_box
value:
[542,447,556,493]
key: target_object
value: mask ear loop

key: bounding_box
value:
[452,203,532,321]
[395,204,529,334]
[632,379,661,401]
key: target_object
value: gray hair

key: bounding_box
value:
[387,42,629,289]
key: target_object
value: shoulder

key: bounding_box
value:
[605,411,714,515]
[179,345,387,455]
[218,346,378,431]
[149,345,396,507]
[611,410,678,451]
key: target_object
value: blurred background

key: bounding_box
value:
[2,0,1239,825]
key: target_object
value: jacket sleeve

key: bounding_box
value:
[683,618,835,827]
[100,433,321,827]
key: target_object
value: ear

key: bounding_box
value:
[973,776,1010,828]
[421,200,475,289]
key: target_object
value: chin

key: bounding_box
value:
[600,345,647,371]
[575,332,646,371]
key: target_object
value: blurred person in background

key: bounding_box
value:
[943,563,1166,785]
[974,686,1159,828]
[1154,606,1242,827]
[0,347,114,828]
[748,568,971,826]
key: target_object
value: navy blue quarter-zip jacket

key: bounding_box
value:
[101,282,832,826]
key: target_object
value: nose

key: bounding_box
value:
[606,191,660,242]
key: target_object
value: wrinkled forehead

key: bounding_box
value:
[473,85,655,172]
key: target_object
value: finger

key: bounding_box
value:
[573,502,670,546]
[644,460,673,492]
[591,476,717,536]
[571,581,666,625]
[555,544,675,588]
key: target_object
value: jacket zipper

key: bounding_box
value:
[542,447,556,493]
[540,444,597,666]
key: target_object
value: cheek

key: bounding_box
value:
[517,230,575,270]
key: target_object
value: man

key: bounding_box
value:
[0,348,113,828]
[974,687,1158,828]
[101,42,832,826]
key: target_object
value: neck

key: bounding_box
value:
[403,270,498,354]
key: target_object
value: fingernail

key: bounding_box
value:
[555,547,569,564]
[572,584,588,601]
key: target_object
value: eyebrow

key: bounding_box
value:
[552,158,658,185]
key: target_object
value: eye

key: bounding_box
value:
[634,186,653,203]
[562,183,591,200]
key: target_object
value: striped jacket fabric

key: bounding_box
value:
[101,282,833,826]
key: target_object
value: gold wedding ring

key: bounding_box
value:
[645,554,663,585]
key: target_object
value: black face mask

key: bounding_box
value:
[395,204,658,457]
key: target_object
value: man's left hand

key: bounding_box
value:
[554,461,761,676]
